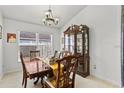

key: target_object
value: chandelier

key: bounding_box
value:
[42,5,59,26]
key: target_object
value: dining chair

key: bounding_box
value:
[49,50,58,64]
[43,55,78,88]
[20,52,30,88]
[53,50,58,58]
[58,52,62,58]
[30,50,40,61]
[61,51,72,58]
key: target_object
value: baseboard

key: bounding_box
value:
[4,69,21,75]
[90,74,121,88]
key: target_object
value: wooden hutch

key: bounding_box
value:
[63,24,90,77]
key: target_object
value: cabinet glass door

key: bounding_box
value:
[84,33,88,54]
[64,34,69,51]
[70,34,74,54]
[76,32,83,55]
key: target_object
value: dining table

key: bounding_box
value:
[23,57,63,87]
[24,57,52,86]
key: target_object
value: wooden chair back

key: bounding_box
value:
[53,50,58,58]
[30,50,40,61]
[58,52,62,59]
[59,51,72,59]
[20,52,28,78]
[20,52,28,88]
[56,55,78,88]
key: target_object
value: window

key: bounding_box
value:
[19,31,36,46]
[38,33,52,57]
[18,31,52,61]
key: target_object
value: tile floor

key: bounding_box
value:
[0,71,118,88]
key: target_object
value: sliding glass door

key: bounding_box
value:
[18,31,53,61]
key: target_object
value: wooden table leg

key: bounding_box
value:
[41,76,44,87]
[34,77,40,84]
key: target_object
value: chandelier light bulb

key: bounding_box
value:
[55,18,59,22]
[45,12,50,16]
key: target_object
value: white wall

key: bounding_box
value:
[60,5,121,87]
[0,10,3,79]
[3,18,60,74]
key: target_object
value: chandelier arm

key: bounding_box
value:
[42,5,59,26]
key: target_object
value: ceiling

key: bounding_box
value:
[0,5,86,28]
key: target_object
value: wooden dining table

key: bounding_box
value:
[23,57,63,87]
[24,58,53,86]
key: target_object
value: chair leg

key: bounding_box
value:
[41,76,44,87]
[34,77,39,84]
[22,76,25,86]
[24,78,27,88]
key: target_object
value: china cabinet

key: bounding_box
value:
[63,24,90,77]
